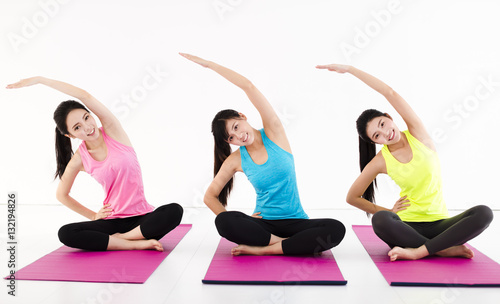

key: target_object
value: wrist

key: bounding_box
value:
[206,60,216,69]
[35,76,47,85]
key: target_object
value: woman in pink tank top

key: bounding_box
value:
[7,77,183,251]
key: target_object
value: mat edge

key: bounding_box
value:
[202,279,347,286]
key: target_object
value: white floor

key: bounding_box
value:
[1,205,499,304]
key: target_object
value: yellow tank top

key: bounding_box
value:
[381,130,449,222]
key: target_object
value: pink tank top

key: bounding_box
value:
[78,128,154,219]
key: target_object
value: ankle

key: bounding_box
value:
[415,245,429,259]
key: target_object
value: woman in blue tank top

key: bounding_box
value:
[181,53,345,255]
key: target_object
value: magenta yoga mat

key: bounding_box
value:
[352,225,500,287]
[202,238,347,285]
[7,224,192,284]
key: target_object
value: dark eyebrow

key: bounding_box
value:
[371,118,382,140]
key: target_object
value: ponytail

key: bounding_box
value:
[53,100,89,180]
[54,127,73,179]
[213,139,233,207]
[356,109,388,205]
[211,109,241,207]
[358,136,377,204]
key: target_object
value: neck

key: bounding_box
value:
[245,128,263,152]
[388,131,406,151]
[84,129,105,150]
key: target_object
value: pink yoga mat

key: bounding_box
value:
[202,238,347,285]
[8,224,191,284]
[353,225,500,287]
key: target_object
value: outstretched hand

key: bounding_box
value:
[391,196,410,213]
[315,64,351,74]
[179,53,211,68]
[6,76,41,89]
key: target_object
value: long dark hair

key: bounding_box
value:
[211,109,241,206]
[53,100,90,179]
[356,109,389,205]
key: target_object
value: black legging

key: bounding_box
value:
[371,205,493,255]
[215,211,346,255]
[58,203,183,251]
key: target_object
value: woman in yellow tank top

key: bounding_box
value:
[317,63,493,261]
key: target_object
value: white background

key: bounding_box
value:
[1,0,499,214]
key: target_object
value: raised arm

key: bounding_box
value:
[7,76,131,145]
[180,53,286,141]
[316,64,433,147]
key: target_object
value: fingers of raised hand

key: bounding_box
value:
[6,81,24,89]
[315,64,347,73]
[316,64,336,70]
[179,53,208,66]
[179,52,192,60]
[6,78,36,89]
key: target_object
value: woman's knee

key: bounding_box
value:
[371,211,403,241]
[58,223,77,246]
[158,202,184,225]
[371,211,396,231]
[168,202,184,223]
[214,211,242,237]
[476,205,493,220]
[324,219,346,245]
[471,205,494,228]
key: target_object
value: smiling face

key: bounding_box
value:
[65,108,99,141]
[225,115,254,146]
[365,115,401,145]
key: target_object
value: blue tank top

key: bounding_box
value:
[239,129,309,220]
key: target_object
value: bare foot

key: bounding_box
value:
[136,239,164,251]
[111,226,144,240]
[436,245,474,259]
[107,235,163,251]
[231,245,265,256]
[388,245,428,261]
[231,242,283,256]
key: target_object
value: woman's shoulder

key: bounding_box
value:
[68,149,85,172]
[102,123,133,148]
[227,149,241,162]
[225,149,243,172]
[371,151,387,174]
[406,128,436,152]
[262,126,292,154]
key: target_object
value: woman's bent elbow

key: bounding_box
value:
[345,194,357,206]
